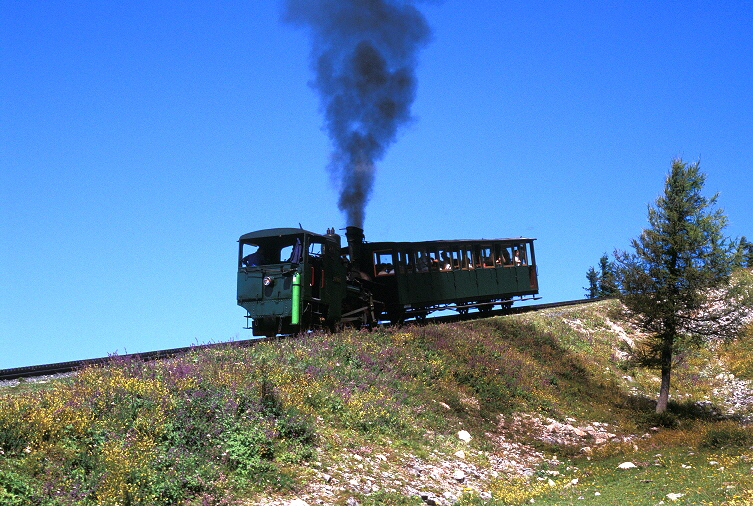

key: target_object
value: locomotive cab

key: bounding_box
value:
[237,228,346,337]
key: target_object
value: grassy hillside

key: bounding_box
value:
[2,300,753,505]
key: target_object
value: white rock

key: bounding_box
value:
[454,450,466,459]
[618,462,637,469]
[458,430,472,442]
[289,500,309,506]
[453,470,466,482]
[666,493,685,501]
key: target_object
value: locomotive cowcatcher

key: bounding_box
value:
[237,226,539,337]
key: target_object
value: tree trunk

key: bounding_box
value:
[656,333,674,413]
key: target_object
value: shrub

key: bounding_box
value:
[700,422,753,449]
[0,469,34,506]
[640,411,679,429]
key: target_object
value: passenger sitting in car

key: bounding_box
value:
[440,253,453,271]
[376,264,394,276]
[513,249,524,266]
[501,249,512,266]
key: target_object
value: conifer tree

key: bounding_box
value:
[598,254,619,297]
[614,158,751,413]
[584,267,599,299]
[738,236,753,268]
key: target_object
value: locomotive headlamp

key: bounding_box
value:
[263,276,273,287]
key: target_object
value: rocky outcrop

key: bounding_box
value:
[496,412,641,454]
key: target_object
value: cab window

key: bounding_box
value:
[241,243,265,267]
[308,240,324,258]
[277,238,303,264]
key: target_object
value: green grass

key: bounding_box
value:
[2,299,752,505]
[530,446,753,505]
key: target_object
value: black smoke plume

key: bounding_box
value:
[283,0,431,228]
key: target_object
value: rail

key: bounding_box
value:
[0,339,268,382]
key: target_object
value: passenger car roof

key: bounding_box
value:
[364,237,536,248]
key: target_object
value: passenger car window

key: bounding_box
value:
[397,250,411,274]
[415,251,429,272]
[461,248,474,270]
[480,246,494,268]
[374,250,395,276]
[438,249,453,271]
[497,245,513,266]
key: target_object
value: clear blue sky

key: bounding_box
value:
[2,1,751,369]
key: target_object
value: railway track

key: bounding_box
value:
[0,298,607,382]
[0,340,268,383]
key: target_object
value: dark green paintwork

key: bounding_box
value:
[237,228,538,334]
[361,238,538,313]
[237,228,346,336]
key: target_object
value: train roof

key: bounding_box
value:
[363,237,536,248]
[238,228,535,245]
[239,228,314,241]
[238,228,339,242]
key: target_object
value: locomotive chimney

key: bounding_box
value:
[345,226,365,267]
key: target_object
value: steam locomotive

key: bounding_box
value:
[237,226,539,337]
